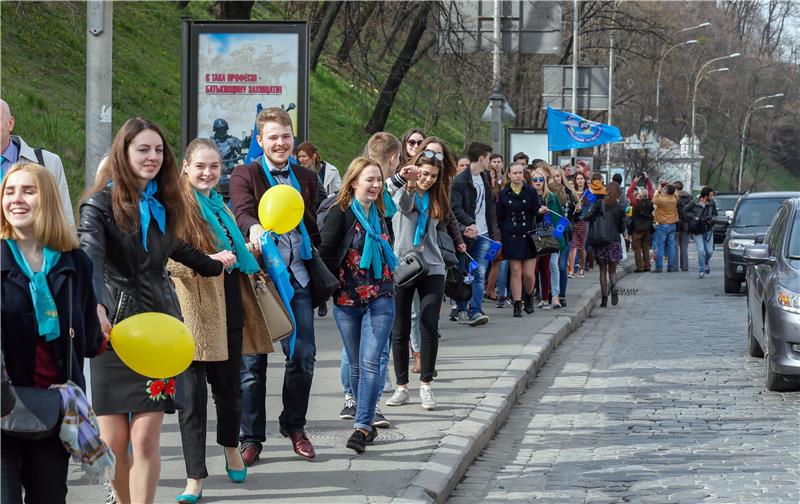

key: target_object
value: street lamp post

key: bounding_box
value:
[738,93,784,192]
[690,52,740,191]
[656,39,698,128]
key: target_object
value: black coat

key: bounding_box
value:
[450,169,501,242]
[1,243,104,391]
[496,184,541,259]
[79,188,220,324]
[318,204,357,276]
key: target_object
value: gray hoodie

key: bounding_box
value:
[391,188,446,277]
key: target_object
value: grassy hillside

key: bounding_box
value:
[1,1,482,207]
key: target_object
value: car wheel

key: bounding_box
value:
[724,274,740,294]
[746,302,764,358]
[764,314,794,392]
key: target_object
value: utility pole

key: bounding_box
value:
[489,0,503,157]
[570,0,579,165]
[85,0,113,187]
[605,2,615,171]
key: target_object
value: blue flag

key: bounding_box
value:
[583,189,597,206]
[245,103,264,164]
[542,213,553,227]
[481,236,502,261]
[260,232,298,359]
[553,216,570,239]
[546,107,623,151]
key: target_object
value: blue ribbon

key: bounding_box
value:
[350,199,398,278]
[6,240,62,341]
[260,158,312,260]
[413,191,429,247]
[139,180,166,252]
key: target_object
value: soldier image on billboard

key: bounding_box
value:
[211,118,247,197]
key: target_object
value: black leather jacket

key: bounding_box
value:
[79,188,220,324]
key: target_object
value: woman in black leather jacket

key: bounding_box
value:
[585,181,627,308]
[79,118,232,504]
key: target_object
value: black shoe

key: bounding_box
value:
[600,296,608,308]
[345,429,375,453]
[317,304,327,317]
[513,301,523,317]
[339,396,356,419]
[611,284,619,306]
[523,298,535,314]
[448,307,458,321]
[561,298,567,308]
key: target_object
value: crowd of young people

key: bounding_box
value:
[3,102,688,503]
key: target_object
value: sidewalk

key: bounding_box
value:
[68,262,631,503]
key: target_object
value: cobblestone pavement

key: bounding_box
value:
[449,255,800,504]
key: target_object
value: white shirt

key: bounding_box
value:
[472,174,488,236]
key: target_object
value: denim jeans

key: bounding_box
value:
[497,260,510,299]
[653,223,677,271]
[240,283,315,445]
[558,246,569,298]
[456,235,491,316]
[333,297,395,430]
[694,230,714,274]
[549,251,560,299]
[341,337,390,398]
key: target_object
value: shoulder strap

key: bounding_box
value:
[34,148,45,166]
[67,275,74,382]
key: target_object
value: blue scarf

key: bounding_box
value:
[6,240,62,341]
[195,189,260,274]
[139,180,166,252]
[350,200,398,278]
[260,158,312,260]
[413,191,430,247]
[382,186,397,219]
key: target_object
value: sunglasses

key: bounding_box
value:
[407,139,423,147]
[532,177,545,182]
[421,149,444,161]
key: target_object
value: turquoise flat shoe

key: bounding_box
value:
[175,490,202,504]
[225,451,248,483]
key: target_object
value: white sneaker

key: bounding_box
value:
[420,386,436,410]
[386,387,410,406]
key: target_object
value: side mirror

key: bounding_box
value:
[743,244,774,265]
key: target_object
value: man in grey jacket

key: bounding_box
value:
[1,99,74,226]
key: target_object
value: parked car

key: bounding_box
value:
[744,197,800,391]
[713,192,743,244]
[723,191,800,294]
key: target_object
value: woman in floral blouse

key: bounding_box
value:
[319,157,397,453]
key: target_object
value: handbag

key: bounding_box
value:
[252,272,294,343]
[444,263,472,302]
[393,249,429,287]
[436,229,459,269]
[1,277,73,440]
[528,228,560,257]
[305,248,339,309]
[587,203,615,247]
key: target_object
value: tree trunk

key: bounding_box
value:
[377,4,412,61]
[336,2,377,65]
[213,1,255,20]
[365,2,432,134]
[310,1,343,72]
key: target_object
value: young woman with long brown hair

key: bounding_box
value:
[586,181,627,307]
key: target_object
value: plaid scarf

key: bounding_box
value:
[57,382,115,484]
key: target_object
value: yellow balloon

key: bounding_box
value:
[258,185,305,234]
[109,312,195,379]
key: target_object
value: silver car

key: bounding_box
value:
[744,197,800,391]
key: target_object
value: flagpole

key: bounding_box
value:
[570,0,579,166]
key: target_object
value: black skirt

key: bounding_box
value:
[90,348,179,415]
[501,233,536,260]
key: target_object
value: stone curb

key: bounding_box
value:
[394,261,633,503]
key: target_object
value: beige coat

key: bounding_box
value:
[168,260,274,361]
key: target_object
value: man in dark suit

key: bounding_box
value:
[229,107,321,465]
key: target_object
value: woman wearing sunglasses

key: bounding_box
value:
[530,168,562,309]
[496,162,546,316]
[399,128,426,167]
[387,152,450,411]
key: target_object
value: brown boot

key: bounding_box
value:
[412,352,421,373]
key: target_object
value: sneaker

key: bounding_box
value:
[420,386,436,410]
[383,375,393,393]
[346,429,369,453]
[496,297,506,308]
[372,406,390,428]
[504,298,513,308]
[541,302,552,310]
[705,266,710,274]
[698,271,705,279]
[467,312,489,327]
[104,483,117,504]
[339,396,356,419]
[448,307,459,321]
[456,310,469,323]
[386,387,410,406]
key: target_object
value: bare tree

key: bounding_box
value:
[213,1,254,20]
[310,1,342,71]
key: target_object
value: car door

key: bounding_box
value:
[754,207,788,344]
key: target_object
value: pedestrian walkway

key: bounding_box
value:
[448,255,800,504]
[67,265,626,503]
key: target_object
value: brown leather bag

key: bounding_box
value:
[250,272,294,343]
[240,273,276,355]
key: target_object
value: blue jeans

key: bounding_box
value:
[653,223,677,271]
[497,260,510,299]
[341,338,390,397]
[694,231,714,274]
[549,251,560,299]
[333,297,395,431]
[239,283,315,445]
[457,235,491,316]
[558,246,569,298]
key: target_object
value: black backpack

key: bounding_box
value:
[632,198,654,231]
